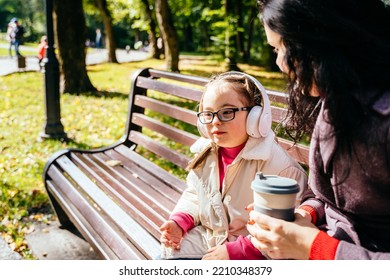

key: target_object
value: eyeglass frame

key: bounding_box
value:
[197,106,252,124]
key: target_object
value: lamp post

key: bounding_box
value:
[40,0,67,140]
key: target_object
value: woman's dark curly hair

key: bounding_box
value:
[257,0,390,146]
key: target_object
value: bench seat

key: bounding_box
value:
[43,68,309,259]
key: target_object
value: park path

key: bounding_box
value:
[0,43,149,76]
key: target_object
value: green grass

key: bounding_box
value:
[0,56,287,259]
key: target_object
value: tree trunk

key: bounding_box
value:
[155,0,180,72]
[224,0,240,71]
[235,0,244,61]
[140,0,160,59]
[95,0,118,63]
[244,8,257,62]
[53,0,96,93]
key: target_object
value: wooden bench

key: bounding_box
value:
[42,67,309,260]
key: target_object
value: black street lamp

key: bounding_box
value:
[40,0,67,140]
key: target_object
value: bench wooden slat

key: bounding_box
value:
[267,89,289,104]
[104,148,183,203]
[114,145,187,194]
[55,155,161,259]
[271,105,287,123]
[134,95,198,125]
[132,113,198,147]
[71,153,171,240]
[149,68,210,86]
[276,138,309,166]
[46,165,146,259]
[136,76,203,102]
[129,130,192,169]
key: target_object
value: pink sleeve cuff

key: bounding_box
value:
[169,212,195,235]
[226,235,266,260]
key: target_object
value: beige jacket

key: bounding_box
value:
[161,132,308,259]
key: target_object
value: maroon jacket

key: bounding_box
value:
[301,90,390,259]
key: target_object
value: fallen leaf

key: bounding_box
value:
[105,160,122,167]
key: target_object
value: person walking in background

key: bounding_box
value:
[95,28,102,49]
[37,35,48,71]
[12,18,25,57]
[247,0,390,260]
[159,72,308,260]
[6,20,15,58]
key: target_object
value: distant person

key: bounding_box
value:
[12,18,25,57]
[125,45,131,54]
[95,28,102,49]
[6,20,16,58]
[37,35,48,71]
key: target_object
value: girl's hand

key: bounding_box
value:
[159,220,184,250]
[202,244,229,260]
[247,210,319,260]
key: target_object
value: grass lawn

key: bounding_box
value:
[0,55,287,259]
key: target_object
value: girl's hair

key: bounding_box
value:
[199,73,262,110]
[187,73,261,170]
[257,0,390,145]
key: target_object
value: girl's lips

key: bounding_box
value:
[212,130,225,135]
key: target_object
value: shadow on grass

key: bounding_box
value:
[64,90,128,99]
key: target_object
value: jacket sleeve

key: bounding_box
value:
[336,241,390,259]
[171,170,200,225]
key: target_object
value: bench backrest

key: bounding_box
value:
[123,68,309,183]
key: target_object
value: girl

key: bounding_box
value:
[159,72,308,260]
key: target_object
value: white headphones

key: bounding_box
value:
[197,71,272,139]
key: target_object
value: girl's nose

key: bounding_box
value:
[211,114,222,125]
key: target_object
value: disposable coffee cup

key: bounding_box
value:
[251,172,299,221]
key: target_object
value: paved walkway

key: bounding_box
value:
[0,45,149,76]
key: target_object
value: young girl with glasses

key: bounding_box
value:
[159,72,308,260]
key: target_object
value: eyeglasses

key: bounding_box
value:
[197,107,252,124]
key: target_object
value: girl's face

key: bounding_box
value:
[201,84,249,148]
[264,23,289,74]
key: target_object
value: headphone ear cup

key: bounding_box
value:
[197,119,209,138]
[258,105,271,137]
[246,106,262,138]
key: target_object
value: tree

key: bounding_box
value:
[94,0,118,63]
[155,0,179,72]
[139,0,161,59]
[224,0,240,71]
[53,0,96,93]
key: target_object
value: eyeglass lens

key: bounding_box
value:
[199,108,244,124]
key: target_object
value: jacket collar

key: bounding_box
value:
[190,131,276,161]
